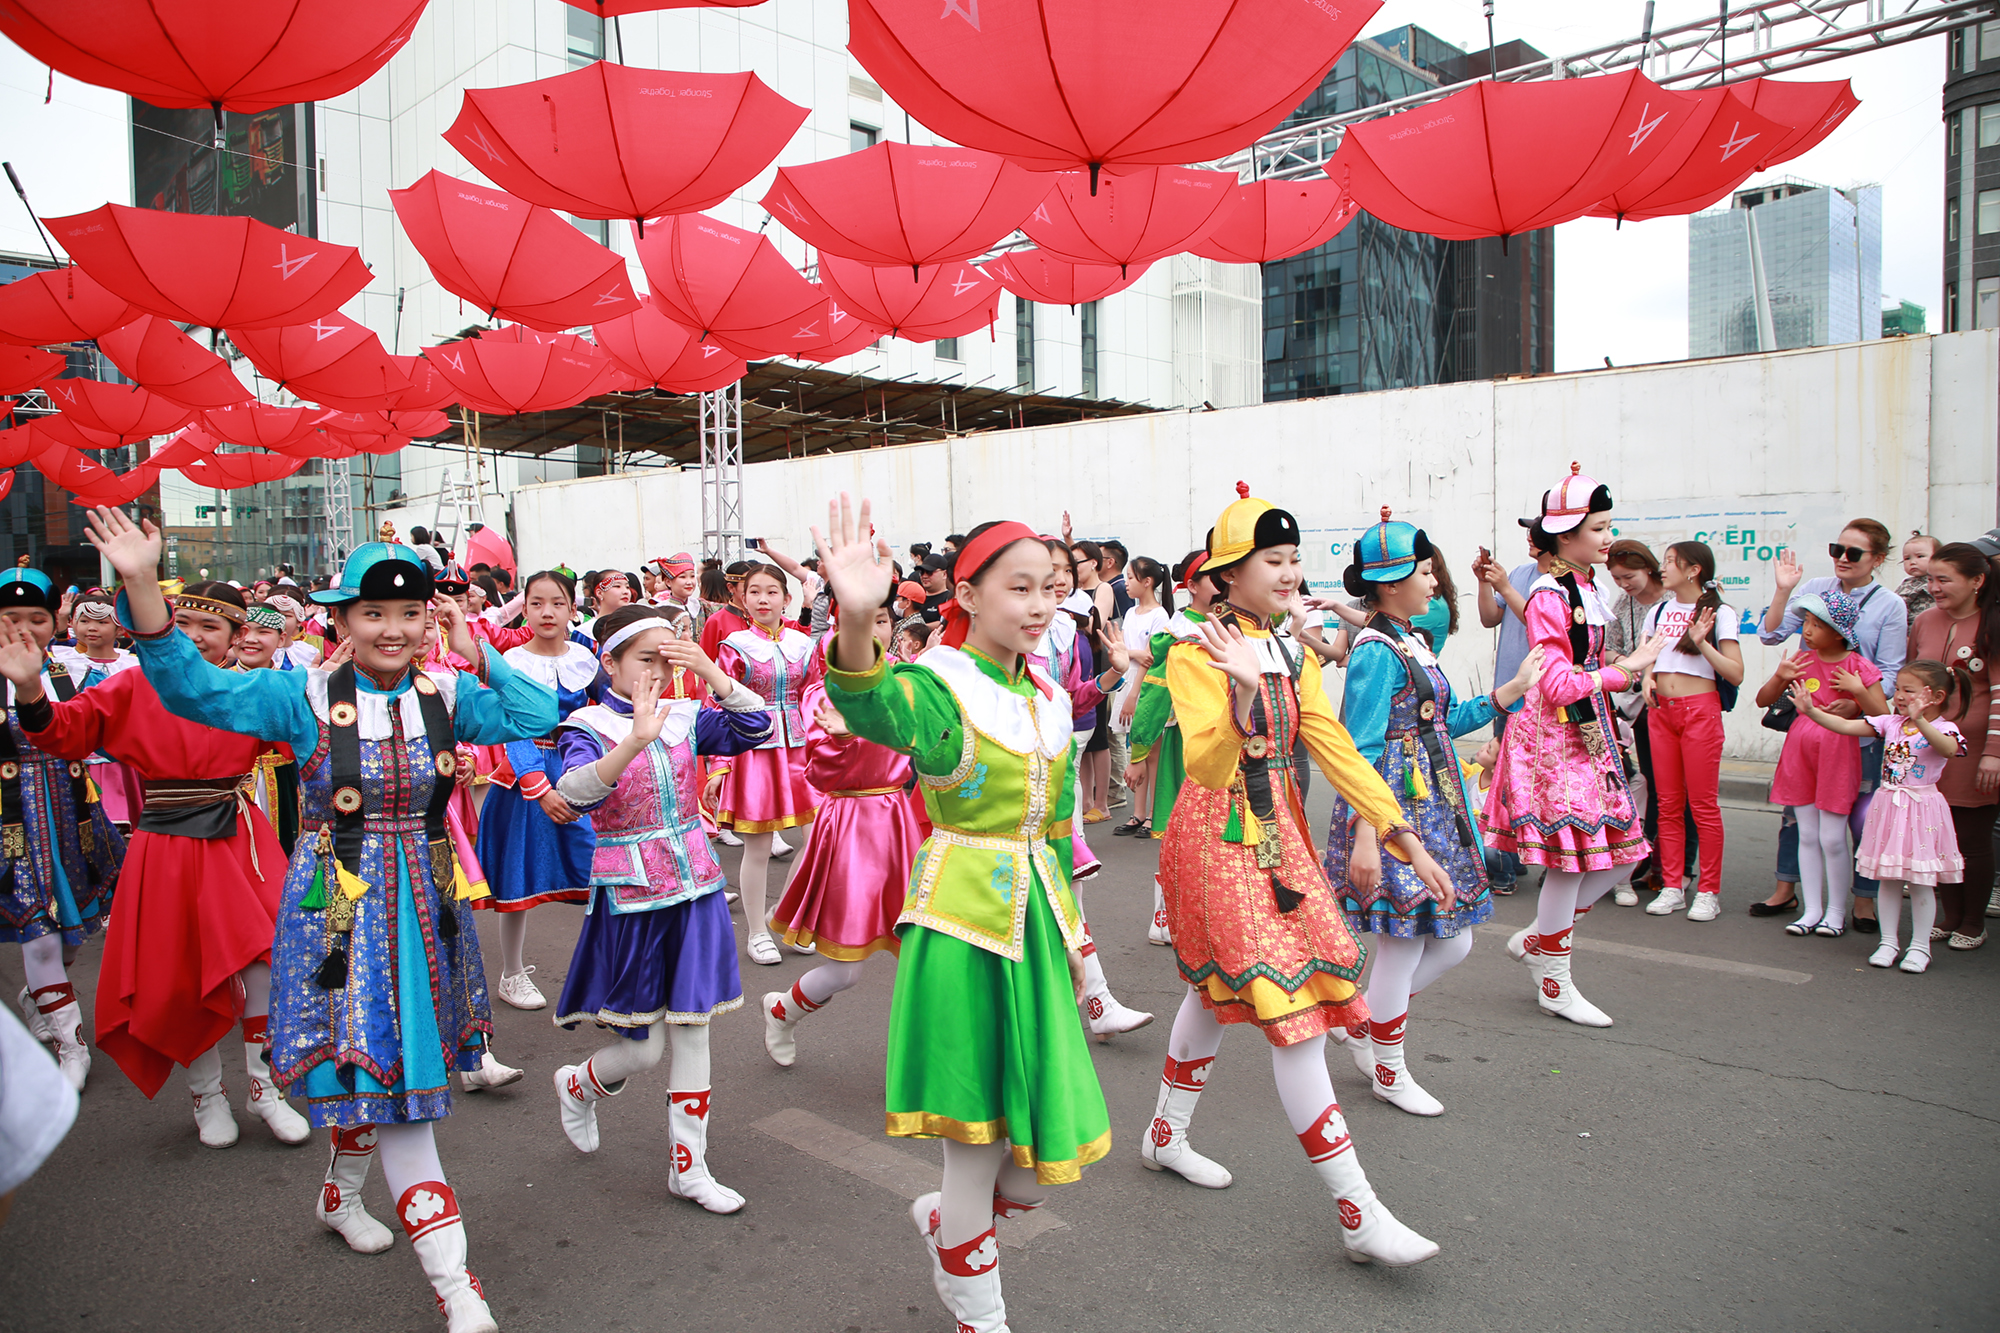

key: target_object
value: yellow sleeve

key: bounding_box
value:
[1165,641,1248,791]
[1294,650,1413,850]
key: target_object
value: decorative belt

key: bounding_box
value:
[927,824,1058,852]
[302,814,430,835]
[137,775,258,871]
[142,776,251,809]
[826,785,905,798]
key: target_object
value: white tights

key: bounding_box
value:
[1163,986,1342,1136]
[736,830,802,942]
[1875,880,1937,954]
[938,1139,1049,1248]
[1536,868,1624,940]
[375,1120,447,1199]
[585,1021,711,1090]
[1793,804,1854,930]
[796,959,866,1008]
[1363,933,1475,1024]
[496,912,529,978]
[20,933,66,992]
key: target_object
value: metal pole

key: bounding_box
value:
[1483,2,1497,74]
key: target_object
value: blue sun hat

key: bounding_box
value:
[311,542,437,606]
[1794,588,1859,649]
[1343,506,1434,596]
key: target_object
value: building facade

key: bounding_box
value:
[1688,179,1883,359]
[1945,18,2000,332]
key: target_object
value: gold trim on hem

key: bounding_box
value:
[777,927,899,961]
[883,1116,1111,1186]
[555,995,744,1029]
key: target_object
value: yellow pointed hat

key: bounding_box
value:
[1206,481,1301,571]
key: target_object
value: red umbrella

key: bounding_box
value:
[0,345,66,395]
[38,377,196,443]
[95,315,253,409]
[0,267,139,346]
[145,428,220,470]
[422,338,609,415]
[817,257,998,343]
[229,315,412,411]
[32,440,119,493]
[787,290,887,364]
[179,449,309,488]
[387,355,463,412]
[201,402,319,450]
[29,414,123,452]
[1332,70,1697,242]
[474,324,631,397]
[0,420,50,466]
[592,297,747,392]
[445,63,806,230]
[463,524,515,575]
[1731,78,1862,171]
[762,143,1051,271]
[1190,176,1359,264]
[985,249,1150,307]
[0,1,428,112]
[1021,167,1240,273]
[46,204,372,330]
[391,171,641,332]
[559,1,763,14]
[633,212,827,359]
[849,0,1381,180]
[67,463,161,508]
[1587,88,1795,225]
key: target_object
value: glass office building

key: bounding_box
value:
[1687,180,1883,358]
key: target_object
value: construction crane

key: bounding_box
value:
[1220,0,2000,182]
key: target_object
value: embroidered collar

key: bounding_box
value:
[751,618,784,641]
[356,662,411,693]
[1222,603,1275,637]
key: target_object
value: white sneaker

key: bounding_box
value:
[718,829,743,847]
[1867,943,1899,968]
[1612,884,1639,907]
[496,967,546,1011]
[1988,888,2000,918]
[1686,891,1721,922]
[1899,948,1931,974]
[746,932,783,966]
[1645,886,1686,916]
[770,832,794,858]
[461,1051,523,1092]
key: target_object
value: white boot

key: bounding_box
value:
[1504,925,1540,969]
[397,1182,497,1333]
[315,1125,395,1254]
[187,1046,239,1148]
[34,989,90,1091]
[1535,927,1612,1027]
[1148,877,1173,946]
[1079,946,1153,1041]
[461,1050,524,1093]
[936,1226,1009,1333]
[1332,1023,1374,1079]
[1296,1103,1440,1266]
[1366,1014,1444,1117]
[17,984,51,1042]
[666,1088,745,1213]
[911,1193,952,1310]
[1138,1055,1232,1188]
[762,983,820,1069]
[553,1059,616,1153]
[242,1020,311,1144]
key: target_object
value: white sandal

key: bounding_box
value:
[746,932,783,966]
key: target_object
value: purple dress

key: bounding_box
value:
[552,687,771,1034]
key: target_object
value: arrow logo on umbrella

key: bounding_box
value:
[463,125,508,165]
[770,194,808,226]
[950,269,983,296]
[438,350,465,372]
[273,244,317,280]
[1716,122,1760,162]
[594,287,627,306]
[940,0,980,31]
[1032,202,1051,224]
[309,318,345,341]
[1627,103,1668,155]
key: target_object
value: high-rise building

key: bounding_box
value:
[1882,299,1927,337]
[1263,28,1554,402]
[1687,180,1883,358]
[1944,18,2000,331]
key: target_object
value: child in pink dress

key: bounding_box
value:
[1790,658,1965,972]
[762,596,926,1068]
[1756,589,1888,938]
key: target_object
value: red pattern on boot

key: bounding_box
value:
[938,1227,999,1277]
[1162,1054,1214,1093]
[31,982,76,1014]
[396,1181,460,1242]
[991,1191,1042,1220]
[671,1088,712,1121]
[776,980,822,1020]
[1370,1012,1407,1087]
[1296,1103,1352,1164]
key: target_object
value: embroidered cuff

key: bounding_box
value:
[115,590,176,641]
[825,639,888,694]
[556,764,613,807]
[467,640,490,684]
[517,772,551,800]
[718,682,767,712]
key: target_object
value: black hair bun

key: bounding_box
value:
[1342,560,1371,600]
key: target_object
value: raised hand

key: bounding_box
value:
[814,696,849,736]
[1773,547,1803,593]
[323,636,355,668]
[1830,666,1870,697]
[627,667,666,746]
[1620,630,1673,675]
[1688,607,1716,644]
[1786,679,1816,714]
[1060,510,1074,546]
[82,506,162,582]
[0,619,45,690]
[810,493,894,623]
[1192,616,1263,692]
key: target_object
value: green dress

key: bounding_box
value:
[1126,610,1207,834]
[825,641,1110,1185]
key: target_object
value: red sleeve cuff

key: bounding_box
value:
[517,772,550,799]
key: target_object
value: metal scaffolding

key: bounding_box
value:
[699,381,744,562]
[323,455,355,563]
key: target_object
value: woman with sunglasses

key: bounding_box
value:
[1756,521,1907,928]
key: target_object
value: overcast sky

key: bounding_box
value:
[0,1,1949,374]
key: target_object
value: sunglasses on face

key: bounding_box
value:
[1828,543,1872,563]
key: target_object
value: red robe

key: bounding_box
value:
[25,668,285,1097]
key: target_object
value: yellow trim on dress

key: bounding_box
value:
[777,927,900,961]
[884,1115,1112,1186]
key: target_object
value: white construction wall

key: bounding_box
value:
[514,331,2000,761]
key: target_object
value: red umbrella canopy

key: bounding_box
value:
[145,427,220,469]
[66,462,161,507]
[817,256,998,342]
[1731,78,1862,171]
[38,377,196,443]
[229,314,412,411]
[1334,70,1701,241]
[32,440,120,493]
[0,345,66,395]
[391,171,642,332]
[559,0,764,14]
[633,212,827,359]
[474,324,631,397]
[1021,167,1240,273]
[1587,88,1796,225]
[0,423,44,467]
[849,0,1381,178]
[445,63,806,227]
[786,289,886,364]
[46,204,372,331]
[201,401,319,450]
[1190,176,1359,264]
[95,314,253,409]
[463,524,515,575]
[985,248,1150,307]
[592,297,748,392]
[29,413,122,452]
[179,449,309,488]
[387,355,463,412]
[0,267,140,346]
[0,1,428,111]
[421,339,609,415]
[762,143,1051,270]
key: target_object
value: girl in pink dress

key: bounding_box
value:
[1755,589,1888,938]
[762,595,927,1068]
[1789,658,1965,973]
[1484,464,1668,1028]
[713,563,819,967]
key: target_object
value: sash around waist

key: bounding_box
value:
[137,775,252,840]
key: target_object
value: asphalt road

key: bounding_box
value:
[3,785,1994,1333]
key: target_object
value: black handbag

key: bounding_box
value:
[1761,696,1797,733]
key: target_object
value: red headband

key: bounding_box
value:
[940,521,1040,650]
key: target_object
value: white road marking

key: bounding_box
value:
[1476,924,1812,984]
[752,1108,1069,1247]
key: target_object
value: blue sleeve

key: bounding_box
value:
[131,626,320,758]
[1446,686,1504,738]
[1759,587,1810,646]
[503,738,547,779]
[451,652,559,745]
[1339,640,1403,768]
[1866,594,1906,691]
[695,705,774,757]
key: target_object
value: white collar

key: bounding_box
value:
[915,645,1070,755]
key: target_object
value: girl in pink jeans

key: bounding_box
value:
[1639,542,1745,922]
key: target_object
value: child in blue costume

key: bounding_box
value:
[89,507,556,1333]
[1323,511,1544,1117]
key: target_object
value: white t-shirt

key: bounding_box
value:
[1645,598,1739,680]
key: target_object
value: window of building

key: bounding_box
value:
[1949,197,1959,243]
[1015,297,1035,390]
[1946,283,1960,333]
[850,123,878,154]
[1984,20,2000,63]
[1982,103,2000,149]
[565,7,604,67]
[1980,188,2000,235]
[1950,116,1962,158]
[1980,278,2000,331]
[1951,28,1965,72]
[1080,300,1099,398]
[934,337,959,361]
[569,215,609,245]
